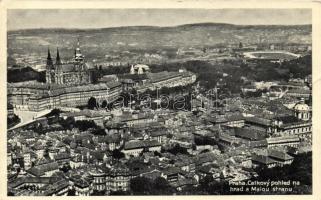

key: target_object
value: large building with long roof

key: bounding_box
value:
[8,81,122,112]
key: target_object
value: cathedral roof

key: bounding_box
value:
[58,64,75,72]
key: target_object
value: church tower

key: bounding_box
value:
[55,48,63,84]
[74,38,85,64]
[46,48,54,84]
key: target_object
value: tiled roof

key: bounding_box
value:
[268,149,293,161]
[54,153,71,161]
[40,179,69,196]
[249,140,268,148]
[275,115,300,124]
[124,140,145,150]
[150,129,168,137]
[124,140,161,150]
[161,166,181,175]
[245,117,271,126]
[266,136,300,144]
[287,89,311,94]
[60,64,75,72]
[8,177,60,188]
[27,162,59,177]
[234,127,267,141]
[252,154,277,165]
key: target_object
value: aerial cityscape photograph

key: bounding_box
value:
[6,8,312,196]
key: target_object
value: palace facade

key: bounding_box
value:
[8,81,122,112]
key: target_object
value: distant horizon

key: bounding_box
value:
[8,9,311,31]
[8,22,312,32]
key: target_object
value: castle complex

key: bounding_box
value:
[8,40,121,112]
[8,40,197,112]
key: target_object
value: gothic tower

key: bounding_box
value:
[46,48,54,83]
[55,48,63,84]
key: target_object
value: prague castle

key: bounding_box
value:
[8,40,197,112]
[8,40,121,112]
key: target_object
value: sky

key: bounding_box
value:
[7,9,312,30]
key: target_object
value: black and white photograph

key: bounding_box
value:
[5,6,315,196]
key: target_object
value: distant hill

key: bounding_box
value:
[7,22,311,62]
[8,22,312,34]
[8,23,312,46]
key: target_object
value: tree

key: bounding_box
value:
[130,176,174,195]
[74,120,97,131]
[199,174,214,191]
[92,128,106,136]
[154,151,162,157]
[7,114,21,128]
[46,108,61,117]
[112,149,125,160]
[109,190,130,195]
[59,164,71,173]
[153,177,173,195]
[67,189,76,196]
[167,144,189,155]
[88,97,98,110]
[91,190,106,196]
[59,116,75,130]
[130,177,153,195]
[101,100,108,108]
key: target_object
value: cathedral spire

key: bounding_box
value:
[46,48,53,66]
[56,48,62,65]
[47,48,52,59]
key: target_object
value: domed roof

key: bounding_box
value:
[294,99,309,111]
[134,64,150,70]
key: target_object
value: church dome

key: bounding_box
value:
[294,98,309,112]
[134,64,149,70]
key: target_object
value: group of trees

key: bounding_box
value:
[130,176,174,195]
[8,66,46,83]
[111,149,125,160]
[281,54,312,79]
[58,117,98,132]
[253,152,312,194]
[87,97,99,110]
[7,114,21,128]
[241,89,268,98]
[167,144,190,155]
[194,135,216,146]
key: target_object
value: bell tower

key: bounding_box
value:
[74,38,85,64]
